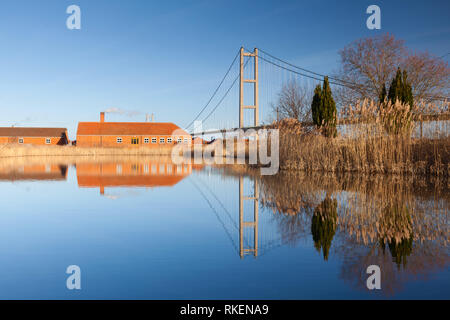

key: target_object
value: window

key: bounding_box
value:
[18,138,24,144]
[116,164,122,174]
[45,138,51,144]
[184,138,189,144]
[159,138,165,144]
[131,138,139,145]
[117,137,122,144]
[144,138,149,144]
[151,138,157,144]
[177,137,182,143]
[167,138,172,143]
[143,164,149,174]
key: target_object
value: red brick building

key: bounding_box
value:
[76,113,192,147]
[0,127,69,145]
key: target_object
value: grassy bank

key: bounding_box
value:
[273,100,449,176]
[0,144,174,158]
[278,133,449,175]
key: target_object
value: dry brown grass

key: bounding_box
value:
[275,99,450,176]
[0,144,174,158]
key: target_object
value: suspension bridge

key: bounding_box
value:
[179,47,449,259]
[186,46,449,138]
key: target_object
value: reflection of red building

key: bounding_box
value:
[0,164,68,181]
[76,161,202,195]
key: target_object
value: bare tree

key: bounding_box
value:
[403,52,450,101]
[336,33,450,105]
[272,80,312,122]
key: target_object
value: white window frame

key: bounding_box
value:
[144,138,149,144]
[18,138,24,144]
[159,138,165,144]
[167,137,172,143]
[45,138,51,144]
[177,137,182,143]
[117,137,123,144]
[151,138,157,144]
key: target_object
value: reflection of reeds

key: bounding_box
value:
[255,171,449,295]
[258,171,449,246]
[0,155,178,170]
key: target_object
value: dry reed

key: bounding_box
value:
[276,99,449,176]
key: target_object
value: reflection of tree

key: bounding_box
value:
[336,239,449,296]
[378,203,413,269]
[386,237,413,269]
[311,197,338,261]
[273,206,314,247]
[252,170,449,296]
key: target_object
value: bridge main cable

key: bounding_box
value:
[184,49,241,131]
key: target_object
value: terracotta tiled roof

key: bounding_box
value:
[0,127,67,137]
[77,122,189,136]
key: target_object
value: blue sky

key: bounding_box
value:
[0,0,449,139]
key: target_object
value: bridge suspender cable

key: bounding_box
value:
[201,57,252,124]
[257,48,359,87]
[257,47,449,101]
[184,49,240,131]
[188,47,449,131]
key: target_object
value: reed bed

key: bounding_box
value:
[275,99,450,176]
[0,144,174,158]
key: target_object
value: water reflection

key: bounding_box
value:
[0,163,67,181]
[76,159,202,195]
[258,171,449,295]
[311,197,338,261]
[0,158,448,298]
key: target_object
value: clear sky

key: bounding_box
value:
[0,0,448,139]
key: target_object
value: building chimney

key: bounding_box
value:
[146,114,150,122]
[151,113,155,122]
[100,112,105,123]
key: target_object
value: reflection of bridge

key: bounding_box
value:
[75,159,283,259]
[191,170,300,259]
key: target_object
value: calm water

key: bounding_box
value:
[0,157,448,299]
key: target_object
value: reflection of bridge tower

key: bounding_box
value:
[239,176,259,258]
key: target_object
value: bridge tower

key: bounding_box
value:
[239,47,259,128]
[239,177,259,258]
